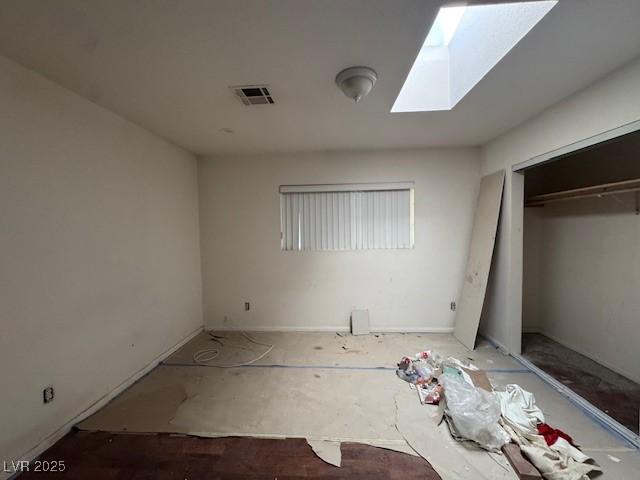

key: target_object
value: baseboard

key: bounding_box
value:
[536,330,640,384]
[370,326,454,333]
[522,326,541,334]
[10,325,203,477]
[208,325,351,333]
[477,332,510,354]
[207,325,454,334]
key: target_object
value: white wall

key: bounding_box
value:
[199,149,480,332]
[0,56,203,466]
[522,207,542,332]
[523,196,640,383]
[480,56,640,353]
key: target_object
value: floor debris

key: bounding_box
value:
[395,348,604,479]
[395,393,506,480]
[192,330,275,367]
[307,439,342,467]
[502,442,542,479]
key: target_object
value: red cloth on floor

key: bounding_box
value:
[537,422,575,446]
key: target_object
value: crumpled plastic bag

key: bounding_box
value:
[440,374,508,451]
[412,360,433,379]
[396,356,434,385]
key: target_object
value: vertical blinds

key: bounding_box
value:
[280,185,413,251]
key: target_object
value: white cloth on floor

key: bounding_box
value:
[496,385,601,480]
[495,384,545,435]
[503,425,601,480]
[549,437,591,464]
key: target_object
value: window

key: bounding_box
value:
[279,183,414,251]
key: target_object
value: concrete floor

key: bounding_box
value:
[76,331,640,479]
[522,333,640,434]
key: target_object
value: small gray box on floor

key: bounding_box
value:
[351,309,370,335]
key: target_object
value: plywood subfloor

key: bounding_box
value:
[20,431,441,479]
[72,332,639,479]
[522,333,640,434]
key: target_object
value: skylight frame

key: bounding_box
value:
[392,1,558,113]
[424,6,466,47]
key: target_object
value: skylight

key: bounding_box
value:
[392,1,557,112]
[424,6,466,47]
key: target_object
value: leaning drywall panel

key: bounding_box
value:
[454,170,505,349]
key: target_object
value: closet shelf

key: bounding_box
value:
[525,178,640,207]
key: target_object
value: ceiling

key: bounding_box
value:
[1,0,640,156]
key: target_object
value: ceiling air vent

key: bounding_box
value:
[230,85,275,106]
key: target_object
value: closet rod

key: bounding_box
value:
[525,178,640,207]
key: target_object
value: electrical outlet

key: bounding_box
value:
[450,301,456,311]
[43,386,54,404]
[244,302,250,311]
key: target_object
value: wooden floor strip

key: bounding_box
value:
[19,430,442,479]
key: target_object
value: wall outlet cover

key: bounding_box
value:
[43,386,54,404]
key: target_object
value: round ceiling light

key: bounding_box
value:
[335,66,377,103]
